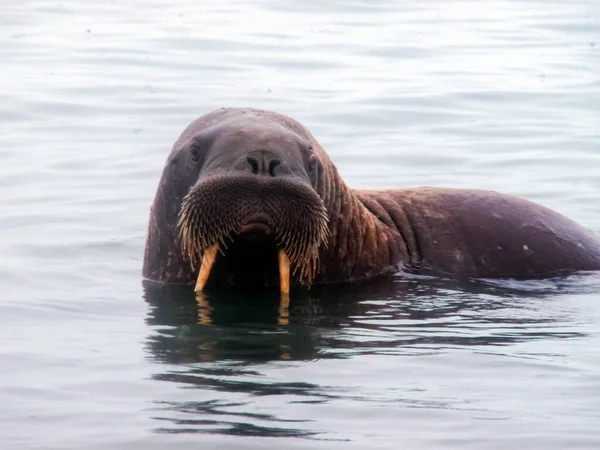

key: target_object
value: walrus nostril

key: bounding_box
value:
[268,159,281,177]
[246,156,260,174]
[239,153,284,177]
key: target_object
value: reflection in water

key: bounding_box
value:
[143,275,588,437]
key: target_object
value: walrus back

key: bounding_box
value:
[356,187,600,279]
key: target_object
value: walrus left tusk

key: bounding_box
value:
[195,244,219,292]
[278,250,290,294]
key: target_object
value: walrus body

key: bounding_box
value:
[143,108,600,290]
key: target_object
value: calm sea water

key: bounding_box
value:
[1,1,600,449]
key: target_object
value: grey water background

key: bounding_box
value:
[1,0,600,448]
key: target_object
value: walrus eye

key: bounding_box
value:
[308,153,318,173]
[189,141,204,163]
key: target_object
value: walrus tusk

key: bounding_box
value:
[195,244,219,292]
[278,250,290,294]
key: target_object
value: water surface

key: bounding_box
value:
[1,0,600,449]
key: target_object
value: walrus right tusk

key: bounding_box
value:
[278,250,290,294]
[195,244,219,292]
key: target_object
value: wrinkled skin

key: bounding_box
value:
[143,107,600,289]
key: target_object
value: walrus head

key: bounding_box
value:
[174,113,330,292]
[144,108,403,293]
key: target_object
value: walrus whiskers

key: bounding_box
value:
[178,175,329,290]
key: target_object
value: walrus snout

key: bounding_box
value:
[233,150,292,178]
[177,174,329,291]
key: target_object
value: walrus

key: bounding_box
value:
[143,107,600,294]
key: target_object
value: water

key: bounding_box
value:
[1,0,599,448]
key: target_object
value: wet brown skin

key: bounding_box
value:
[143,107,600,288]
